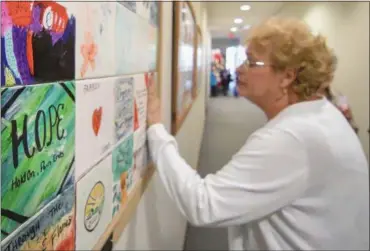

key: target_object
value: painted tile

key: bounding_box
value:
[136,2,151,22]
[133,144,149,184]
[1,1,76,86]
[133,74,148,152]
[149,2,159,28]
[112,135,134,216]
[114,76,134,143]
[115,4,150,75]
[74,2,116,79]
[1,185,75,251]
[76,155,113,250]
[1,82,75,239]
[135,2,159,27]
[115,4,138,75]
[117,1,137,13]
[75,78,114,180]
[147,24,158,71]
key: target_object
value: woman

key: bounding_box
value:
[146,17,369,250]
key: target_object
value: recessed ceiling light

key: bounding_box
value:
[234,18,243,24]
[240,4,251,11]
[243,24,251,30]
[230,27,238,32]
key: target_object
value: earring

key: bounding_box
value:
[283,88,288,95]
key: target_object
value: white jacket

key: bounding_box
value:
[147,98,369,250]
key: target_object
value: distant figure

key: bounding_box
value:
[221,69,232,96]
[233,72,239,97]
[210,71,217,97]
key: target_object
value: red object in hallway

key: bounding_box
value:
[228,32,235,39]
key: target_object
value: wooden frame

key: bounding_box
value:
[93,2,163,250]
[171,1,197,135]
[192,25,203,99]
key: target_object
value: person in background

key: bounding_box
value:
[221,69,232,96]
[210,69,217,97]
[146,17,369,250]
[324,87,359,133]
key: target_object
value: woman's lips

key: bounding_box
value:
[237,79,246,87]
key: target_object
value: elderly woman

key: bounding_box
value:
[146,17,369,250]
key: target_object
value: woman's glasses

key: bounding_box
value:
[241,58,271,68]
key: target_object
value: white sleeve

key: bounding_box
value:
[147,123,309,227]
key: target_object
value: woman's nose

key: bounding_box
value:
[236,64,246,76]
[236,65,242,74]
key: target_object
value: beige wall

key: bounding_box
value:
[276,2,369,159]
[114,2,211,249]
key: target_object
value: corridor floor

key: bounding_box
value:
[183,96,267,250]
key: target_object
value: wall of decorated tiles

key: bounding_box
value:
[1,1,160,250]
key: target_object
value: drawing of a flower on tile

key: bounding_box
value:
[75,2,116,79]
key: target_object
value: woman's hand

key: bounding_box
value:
[147,75,162,127]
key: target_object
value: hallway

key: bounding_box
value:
[183,96,267,250]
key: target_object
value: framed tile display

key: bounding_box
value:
[171,1,197,134]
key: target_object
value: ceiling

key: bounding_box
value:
[205,2,286,40]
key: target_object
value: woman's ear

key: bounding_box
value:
[280,68,297,89]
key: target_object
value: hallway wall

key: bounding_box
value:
[276,2,370,159]
[114,2,211,249]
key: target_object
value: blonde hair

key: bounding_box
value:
[246,17,336,99]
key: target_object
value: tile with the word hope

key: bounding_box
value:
[1,185,75,251]
[1,82,75,240]
[73,1,116,79]
[1,1,76,86]
[75,78,115,180]
[76,154,113,251]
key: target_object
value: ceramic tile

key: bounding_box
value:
[1,1,76,86]
[1,82,75,239]
[1,186,75,251]
[75,78,114,179]
[114,76,134,143]
[74,2,116,79]
[75,155,113,250]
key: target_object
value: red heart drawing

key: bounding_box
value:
[92,107,103,136]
